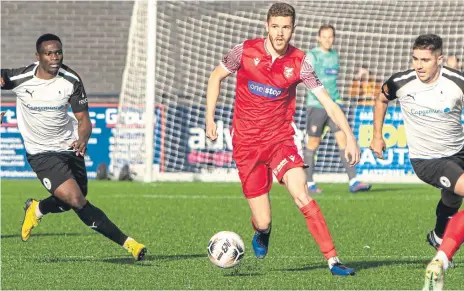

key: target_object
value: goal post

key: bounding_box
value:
[113,1,464,183]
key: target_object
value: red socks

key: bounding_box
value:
[438,209,464,260]
[300,200,337,259]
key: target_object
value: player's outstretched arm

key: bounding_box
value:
[370,91,389,159]
[205,65,230,141]
[313,88,360,166]
[1,67,27,90]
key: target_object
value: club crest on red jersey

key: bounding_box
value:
[284,67,294,78]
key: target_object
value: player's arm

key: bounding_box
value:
[314,89,360,165]
[1,67,25,90]
[206,65,231,140]
[370,80,396,159]
[206,43,243,141]
[69,80,91,156]
[300,57,360,165]
[313,88,357,137]
[1,67,26,125]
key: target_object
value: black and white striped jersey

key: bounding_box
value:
[1,62,88,154]
[382,66,464,159]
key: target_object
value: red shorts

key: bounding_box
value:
[233,139,305,199]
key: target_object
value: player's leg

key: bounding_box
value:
[427,190,462,254]
[234,144,272,259]
[412,158,464,288]
[423,209,464,291]
[329,120,371,193]
[304,107,326,193]
[22,153,72,241]
[64,153,146,260]
[248,193,272,259]
[272,140,355,276]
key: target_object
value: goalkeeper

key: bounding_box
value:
[304,25,371,194]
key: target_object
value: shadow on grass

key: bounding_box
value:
[103,253,206,265]
[35,253,206,266]
[1,232,93,239]
[278,259,428,272]
[223,272,263,277]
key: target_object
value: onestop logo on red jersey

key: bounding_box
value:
[247,81,283,98]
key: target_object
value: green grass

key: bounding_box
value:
[1,180,463,290]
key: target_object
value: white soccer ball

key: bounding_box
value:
[207,231,245,268]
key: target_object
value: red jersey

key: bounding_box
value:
[221,38,323,145]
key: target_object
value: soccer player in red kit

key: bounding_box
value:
[206,3,360,276]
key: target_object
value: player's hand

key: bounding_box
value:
[369,137,386,159]
[0,111,5,125]
[206,118,218,141]
[345,136,361,166]
[1,77,4,88]
[69,139,88,157]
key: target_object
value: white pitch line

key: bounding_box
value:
[4,254,438,261]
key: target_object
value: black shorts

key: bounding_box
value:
[410,146,464,192]
[306,107,340,137]
[27,151,88,196]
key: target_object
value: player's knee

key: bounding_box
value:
[65,192,87,209]
[441,190,463,208]
[254,217,271,231]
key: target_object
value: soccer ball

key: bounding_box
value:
[207,231,245,268]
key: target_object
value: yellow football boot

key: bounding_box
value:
[123,238,147,261]
[21,199,41,241]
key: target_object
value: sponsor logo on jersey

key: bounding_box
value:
[324,68,338,75]
[410,107,452,116]
[79,97,88,105]
[248,81,283,98]
[253,58,260,66]
[25,104,67,111]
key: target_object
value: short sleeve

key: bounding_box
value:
[382,76,398,101]
[220,43,243,73]
[300,55,324,91]
[69,81,88,113]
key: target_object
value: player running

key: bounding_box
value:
[1,33,146,261]
[206,3,359,276]
[370,34,464,290]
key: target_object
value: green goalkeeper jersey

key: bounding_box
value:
[305,47,340,108]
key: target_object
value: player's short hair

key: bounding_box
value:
[413,34,443,55]
[318,24,335,37]
[267,2,296,25]
[36,33,62,53]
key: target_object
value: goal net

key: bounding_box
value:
[113,0,464,182]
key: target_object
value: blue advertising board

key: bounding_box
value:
[0,103,164,179]
[353,106,414,176]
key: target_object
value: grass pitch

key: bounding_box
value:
[1,180,463,289]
